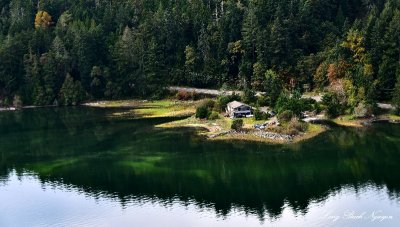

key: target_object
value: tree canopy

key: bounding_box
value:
[0,0,399,106]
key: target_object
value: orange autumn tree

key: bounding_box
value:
[327,59,349,83]
[34,11,52,29]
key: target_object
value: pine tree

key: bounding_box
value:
[59,74,85,105]
[378,10,400,99]
[142,37,166,98]
[393,71,400,115]
[242,4,258,62]
[9,0,34,33]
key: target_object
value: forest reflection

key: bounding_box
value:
[1,108,400,220]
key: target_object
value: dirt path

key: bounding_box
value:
[169,86,322,101]
[0,107,17,111]
[302,94,323,102]
[377,103,395,110]
[170,86,396,110]
[169,86,243,96]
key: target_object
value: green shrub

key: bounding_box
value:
[212,102,221,112]
[275,118,308,135]
[208,111,220,120]
[277,110,294,123]
[254,108,262,120]
[203,99,215,109]
[256,95,268,106]
[322,92,343,118]
[196,105,210,119]
[287,118,308,133]
[195,99,215,119]
[275,92,303,116]
[254,108,269,120]
[241,88,256,105]
[313,102,323,113]
[231,119,243,131]
[353,102,374,118]
[300,98,316,111]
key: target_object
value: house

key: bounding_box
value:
[226,101,253,118]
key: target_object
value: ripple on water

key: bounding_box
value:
[0,170,400,227]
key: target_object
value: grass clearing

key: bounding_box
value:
[86,99,200,118]
[293,124,326,143]
[242,117,267,128]
[157,115,232,134]
[333,115,364,127]
[387,114,400,121]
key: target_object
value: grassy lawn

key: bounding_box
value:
[332,115,364,127]
[133,100,197,118]
[87,99,200,118]
[157,114,232,133]
[293,123,326,142]
[242,117,267,128]
[387,114,400,121]
[307,123,324,133]
[332,112,400,127]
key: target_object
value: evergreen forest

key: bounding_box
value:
[0,0,400,111]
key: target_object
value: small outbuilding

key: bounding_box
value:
[226,101,253,118]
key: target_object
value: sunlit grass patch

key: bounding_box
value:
[102,100,200,119]
[135,100,197,117]
[388,114,400,121]
[157,115,231,134]
[333,115,364,127]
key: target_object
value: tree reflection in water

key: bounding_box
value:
[1,107,400,221]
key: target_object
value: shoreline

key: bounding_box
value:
[82,99,400,144]
[0,104,60,112]
[156,116,327,145]
[333,115,400,127]
[2,99,399,144]
[207,126,327,144]
[81,100,327,144]
[0,107,17,111]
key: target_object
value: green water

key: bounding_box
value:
[0,107,400,227]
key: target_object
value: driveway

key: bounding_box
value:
[169,86,396,109]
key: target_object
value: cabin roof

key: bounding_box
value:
[227,101,250,109]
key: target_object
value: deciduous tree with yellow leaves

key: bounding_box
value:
[34,11,52,29]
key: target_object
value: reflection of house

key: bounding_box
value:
[226,101,253,118]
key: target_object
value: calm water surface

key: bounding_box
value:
[0,107,400,227]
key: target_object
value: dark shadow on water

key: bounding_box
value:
[1,107,400,220]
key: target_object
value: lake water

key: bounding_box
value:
[0,107,400,227]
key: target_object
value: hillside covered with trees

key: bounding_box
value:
[0,0,400,112]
